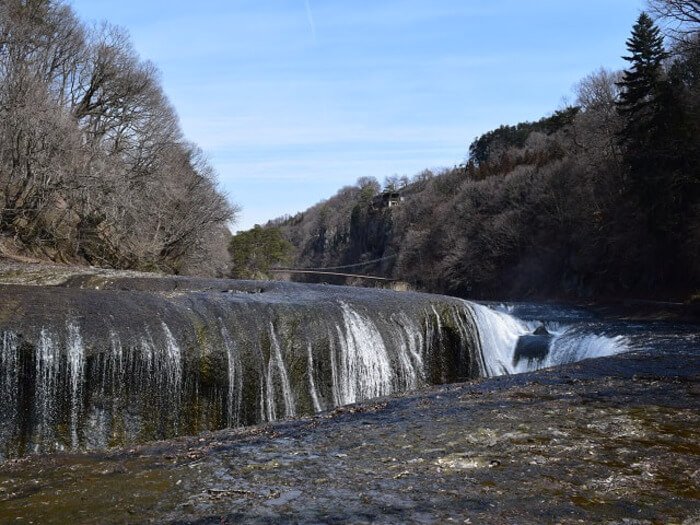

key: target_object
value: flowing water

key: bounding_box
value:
[0,278,632,459]
[468,302,628,376]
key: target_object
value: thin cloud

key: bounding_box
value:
[304,0,316,43]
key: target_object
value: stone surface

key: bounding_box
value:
[0,260,697,523]
[0,261,481,457]
[0,340,697,524]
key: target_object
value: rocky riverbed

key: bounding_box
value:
[1,333,698,524]
[0,260,492,458]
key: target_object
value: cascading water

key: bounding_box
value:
[221,324,242,427]
[389,312,426,390]
[0,332,18,450]
[306,343,323,413]
[265,325,295,421]
[66,323,84,449]
[0,278,629,459]
[34,328,61,452]
[467,301,628,375]
[333,303,394,405]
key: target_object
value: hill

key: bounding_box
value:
[249,19,699,300]
[0,0,234,276]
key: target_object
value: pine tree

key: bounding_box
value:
[616,12,670,226]
[616,12,667,139]
[615,13,673,288]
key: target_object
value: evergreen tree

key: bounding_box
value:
[615,12,700,289]
[615,13,673,287]
[616,13,670,229]
[616,12,667,140]
[229,226,294,279]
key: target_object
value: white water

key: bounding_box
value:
[545,332,627,367]
[161,323,182,395]
[107,332,122,385]
[2,302,465,454]
[221,324,242,426]
[34,328,61,451]
[390,313,426,390]
[139,330,155,378]
[466,301,629,376]
[0,332,18,446]
[333,303,394,405]
[66,323,85,449]
[266,325,295,420]
[0,298,633,457]
[307,343,323,413]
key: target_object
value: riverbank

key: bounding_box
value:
[1,331,697,524]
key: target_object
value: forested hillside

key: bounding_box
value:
[240,6,700,300]
[0,0,234,275]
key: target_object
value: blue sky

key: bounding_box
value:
[69,0,645,231]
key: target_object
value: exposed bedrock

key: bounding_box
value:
[0,274,630,459]
[0,278,484,458]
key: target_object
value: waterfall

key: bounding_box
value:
[466,301,628,375]
[161,322,182,395]
[333,303,394,405]
[545,331,627,367]
[66,323,85,449]
[307,343,323,413]
[34,328,61,451]
[390,313,425,390]
[0,279,631,459]
[266,325,295,420]
[0,332,18,449]
[467,302,535,375]
[139,331,155,380]
[221,324,242,426]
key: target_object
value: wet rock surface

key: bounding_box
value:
[1,340,697,524]
[0,260,484,457]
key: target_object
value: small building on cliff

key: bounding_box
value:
[371,191,403,210]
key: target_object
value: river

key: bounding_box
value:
[0,270,661,459]
[0,267,697,523]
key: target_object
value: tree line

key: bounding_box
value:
[0,0,235,275]
[233,2,699,300]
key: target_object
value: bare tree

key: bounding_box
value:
[0,0,236,273]
[575,68,622,112]
[571,68,624,162]
[647,0,700,39]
